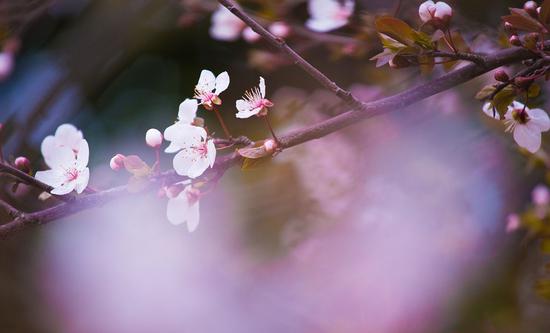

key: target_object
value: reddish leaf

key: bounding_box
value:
[123,155,151,177]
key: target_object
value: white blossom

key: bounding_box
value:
[236,77,274,119]
[306,0,354,32]
[482,102,500,119]
[177,98,199,125]
[504,101,550,153]
[418,1,452,24]
[35,140,90,195]
[166,185,201,232]
[41,124,84,168]
[164,123,216,179]
[209,5,245,41]
[242,27,261,43]
[193,69,230,109]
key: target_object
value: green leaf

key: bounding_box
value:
[475,85,496,100]
[528,83,541,98]
[378,33,406,52]
[540,238,550,254]
[411,30,434,50]
[492,86,516,116]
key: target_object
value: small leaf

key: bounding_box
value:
[375,16,416,46]
[527,83,541,98]
[241,157,270,170]
[502,8,543,32]
[492,86,516,116]
[123,155,151,177]
[475,85,497,100]
[237,144,269,159]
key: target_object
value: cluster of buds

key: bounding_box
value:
[504,1,547,47]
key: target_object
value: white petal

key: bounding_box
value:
[214,71,230,95]
[186,157,210,179]
[511,101,525,110]
[186,201,200,232]
[514,124,542,153]
[178,99,198,124]
[75,167,90,194]
[207,140,216,167]
[172,149,197,177]
[419,1,435,22]
[41,135,57,168]
[197,70,216,93]
[434,2,452,19]
[306,18,347,32]
[166,196,189,226]
[35,170,64,188]
[236,99,252,113]
[51,180,77,195]
[259,77,266,98]
[527,108,550,132]
[55,123,83,151]
[236,107,262,119]
[76,139,89,169]
[48,146,76,169]
[164,123,206,153]
[482,102,499,119]
[308,0,340,20]
[209,5,244,41]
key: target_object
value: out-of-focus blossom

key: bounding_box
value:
[14,156,31,173]
[166,184,201,231]
[41,124,84,168]
[418,1,452,24]
[482,102,501,119]
[164,124,215,178]
[506,213,521,233]
[532,184,550,206]
[209,5,245,41]
[269,22,291,38]
[35,140,90,195]
[306,0,355,32]
[109,154,126,171]
[193,69,230,110]
[0,52,14,81]
[263,139,277,153]
[145,128,163,148]
[242,27,261,43]
[236,77,274,118]
[504,101,550,153]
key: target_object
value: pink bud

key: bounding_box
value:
[14,156,31,173]
[532,184,550,206]
[505,214,521,233]
[145,128,163,148]
[0,52,14,81]
[109,154,126,171]
[263,139,277,153]
[242,27,261,43]
[268,22,290,38]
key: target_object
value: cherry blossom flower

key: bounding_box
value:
[505,214,521,233]
[166,184,201,232]
[35,140,90,195]
[269,22,291,38]
[306,0,355,32]
[532,184,550,206]
[41,124,84,168]
[504,101,550,153]
[209,5,245,41]
[236,77,274,119]
[193,69,230,110]
[418,1,452,24]
[164,123,216,178]
[145,128,163,148]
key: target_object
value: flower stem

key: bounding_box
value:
[213,108,232,139]
[444,29,458,53]
[263,115,280,144]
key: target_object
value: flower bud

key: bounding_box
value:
[524,1,538,17]
[418,1,453,26]
[505,214,521,233]
[14,156,31,173]
[504,22,516,34]
[242,27,261,43]
[514,76,534,90]
[532,184,550,205]
[145,128,163,148]
[268,22,291,38]
[109,154,126,171]
[494,69,510,82]
[509,35,522,46]
[263,139,277,153]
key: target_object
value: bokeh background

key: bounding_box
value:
[1,0,550,332]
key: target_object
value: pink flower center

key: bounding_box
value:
[193,143,209,157]
[195,91,216,105]
[65,168,79,182]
